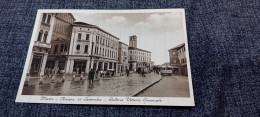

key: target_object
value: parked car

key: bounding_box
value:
[160,67,173,76]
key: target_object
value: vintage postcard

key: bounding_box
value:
[16,9,194,106]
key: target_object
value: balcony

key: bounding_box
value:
[34,41,51,49]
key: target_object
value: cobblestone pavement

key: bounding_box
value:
[137,75,190,97]
[22,73,161,96]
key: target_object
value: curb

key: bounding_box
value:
[131,76,163,97]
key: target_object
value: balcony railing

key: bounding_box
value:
[34,41,51,49]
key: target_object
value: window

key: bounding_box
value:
[43,31,48,43]
[86,34,89,40]
[54,44,58,53]
[60,44,64,52]
[99,47,101,55]
[172,52,176,55]
[78,33,82,40]
[96,36,99,43]
[47,15,51,24]
[84,45,88,53]
[76,44,80,50]
[42,13,46,23]
[37,30,43,41]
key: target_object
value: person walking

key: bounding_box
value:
[126,68,129,77]
[88,69,95,85]
[141,68,146,77]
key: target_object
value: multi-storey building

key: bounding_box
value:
[168,43,187,76]
[27,13,55,77]
[66,22,119,74]
[128,35,152,72]
[45,13,75,73]
[117,42,128,73]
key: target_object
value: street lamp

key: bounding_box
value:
[89,41,94,72]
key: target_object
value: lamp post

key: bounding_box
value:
[89,41,94,72]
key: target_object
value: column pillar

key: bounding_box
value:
[90,58,94,69]
[102,62,105,70]
[95,60,99,71]
[39,54,48,76]
[112,62,114,69]
[86,60,90,74]
[69,60,74,74]
[27,53,34,74]
[107,62,109,70]
[65,59,71,74]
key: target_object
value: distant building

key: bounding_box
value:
[117,42,128,73]
[128,35,152,72]
[27,13,54,77]
[45,13,76,74]
[66,22,119,74]
[168,43,187,76]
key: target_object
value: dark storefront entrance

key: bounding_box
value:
[30,54,43,77]
[73,61,86,74]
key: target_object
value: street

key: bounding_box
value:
[22,73,161,96]
[137,75,190,97]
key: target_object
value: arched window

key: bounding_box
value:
[37,30,43,41]
[43,31,48,43]
[42,13,46,23]
[47,15,51,24]
[76,44,80,50]
[84,45,88,53]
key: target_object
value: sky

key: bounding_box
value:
[72,11,186,65]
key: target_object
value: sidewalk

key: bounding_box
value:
[22,73,162,96]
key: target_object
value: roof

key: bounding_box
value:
[73,22,120,40]
[168,43,185,51]
[119,41,128,46]
[128,47,151,53]
[68,13,76,21]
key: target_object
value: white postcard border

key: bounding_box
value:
[16,9,195,106]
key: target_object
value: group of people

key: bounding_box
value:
[44,67,60,77]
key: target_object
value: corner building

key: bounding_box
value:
[45,13,75,73]
[27,13,55,77]
[117,42,129,73]
[66,22,119,74]
[128,35,152,72]
[168,43,187,76]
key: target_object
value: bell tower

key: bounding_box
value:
[129,35,137,48]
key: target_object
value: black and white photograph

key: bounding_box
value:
[16,9,194,106]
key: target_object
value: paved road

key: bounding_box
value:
[22,73,161,96]
[137,75,190,97]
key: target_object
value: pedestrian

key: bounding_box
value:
[88,69,95,85]
[126,68,129,77]
[44,67,48,77]
[142,68,146,77]
[51,68,56,77]
[100,69,104,78]
[95,70,99,79]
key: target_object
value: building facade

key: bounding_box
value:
[66,22,119,74]
[45,13,75,74]
[168,43,188,76]
[27,13,55,77]
[128,35,152,72]
[117,42,129,73]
